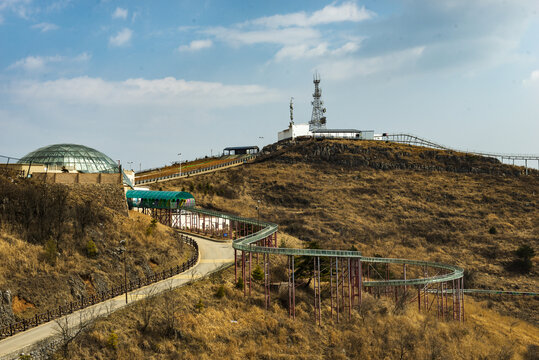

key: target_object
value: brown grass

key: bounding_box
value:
[0,180,191,322]
[158,140,538,323]
[66,268,539,360]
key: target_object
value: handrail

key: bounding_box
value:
[134,155,256,185]
[375,133,539,161]
[186,207,464,287]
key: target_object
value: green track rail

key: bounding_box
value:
[187,207,464,287]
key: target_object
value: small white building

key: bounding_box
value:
[278,123,374,142]
[278,123,312,142]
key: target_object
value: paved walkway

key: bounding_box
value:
[0,235,234,359]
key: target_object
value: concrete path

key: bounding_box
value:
[0,235,234,359]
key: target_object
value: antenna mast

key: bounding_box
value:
[309,72,327,131]
[289,97,294,125]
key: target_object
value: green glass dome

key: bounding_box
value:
[18,144,118,173]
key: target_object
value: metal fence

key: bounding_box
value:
[135,156,255,185]
[0,235,199,340]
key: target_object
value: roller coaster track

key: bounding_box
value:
[375,133,539,164]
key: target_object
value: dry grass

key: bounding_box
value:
[0,181,191,321]
[60,139,538,359]
[158,140,538,323]
[66,268,538,360]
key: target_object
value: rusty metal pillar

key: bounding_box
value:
[461,277,465,322]
[330,258,334,319]
[234,249,237,283]
[248,251,252,296]
[242,251,246,296]
[313,257,321,325]
[358,258,362,307]
[347,258,352,320]
[264,253,271,309]
[288,255,296,319]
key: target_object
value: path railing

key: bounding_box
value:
[135,155,255,185]
[0,235,198,340]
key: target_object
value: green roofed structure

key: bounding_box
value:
[126,190,195,210]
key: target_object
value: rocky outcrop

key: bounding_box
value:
[0,290,15,326]
[260,139,532,177]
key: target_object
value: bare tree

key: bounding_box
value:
[138,287,157,333]
[160,281,181,340]
[54,309,95,358]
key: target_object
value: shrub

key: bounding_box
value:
[195,299,204,313]
[214,285,225,298]
[86,239,98,258]
[510,244,535,274]
[489,226,497,235]
[146,218,158,236]
[235,277,244,290]
[44,238,57,265]
[106,331,118,349]
[252,265,264,282]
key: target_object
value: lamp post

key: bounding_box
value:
[178,153,182,176]
[127,161,133,171]
[119,240,128,304]
[256,200,261,231]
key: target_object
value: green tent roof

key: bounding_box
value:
[126,190,194,201]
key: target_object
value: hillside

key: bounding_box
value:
[66,267,538,360]
[161,139,538,322]
[9,138,539,359]
[0,172,191,327]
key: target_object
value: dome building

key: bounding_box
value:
[18,144,118,173]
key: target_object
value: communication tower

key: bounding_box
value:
[309,72,327,131]
[289,97,294,126]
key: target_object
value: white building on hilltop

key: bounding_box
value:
[277,75,374,142]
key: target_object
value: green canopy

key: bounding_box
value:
[126,190,195,209]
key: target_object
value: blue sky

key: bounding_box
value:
[1,0,538,169]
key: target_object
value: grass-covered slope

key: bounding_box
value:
[0,172,190,326]
[62,139,538,359]
[161,139,538,322]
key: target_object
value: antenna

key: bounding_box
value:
[289,97,294,125]
[309,72,327,131]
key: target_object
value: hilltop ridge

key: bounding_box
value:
[259,138,534,176]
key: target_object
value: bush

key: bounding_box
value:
[510,244,535,274]
[146,218,158,236]
[489,226,497,235]
[86,239,98,258]
[252,265,264,282]
[214,285,225,298]
[195,299,204,313]
[106,331,118,349]
[235,277,244,290]
[44,238,57,265]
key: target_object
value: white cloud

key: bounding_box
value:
[206,26,320,46]
[6,76,282,108]
[7,52,90,72]
[197,3,373,61]
[249,2,373,28]
[178,39,213,52]
[320,46,426,80]
[523,70,539,85]
[0,0,33,20]
[109,28,132,47]
[31,22,59,32]
[112,7,127,20]
[274,40,360,61]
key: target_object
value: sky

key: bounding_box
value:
[0,0,538,170]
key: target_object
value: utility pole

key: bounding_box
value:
[119,240,127,304]
[256,200,261,231]
[178,153,182,176]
